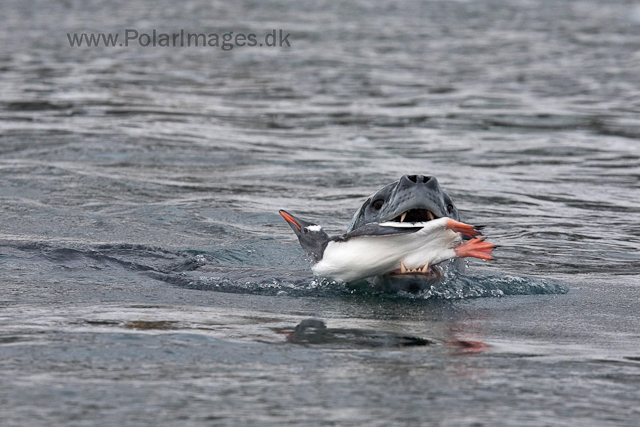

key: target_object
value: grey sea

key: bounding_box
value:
[1,0,639,425]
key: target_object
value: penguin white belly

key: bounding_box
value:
[313,237,410,282]
[401,232,458,270]
[312,220,461,283]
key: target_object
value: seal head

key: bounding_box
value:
[347,174,459,232]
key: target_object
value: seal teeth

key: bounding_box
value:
[398,262,430,274]
[400,212,407,222]
[427,211,435,221]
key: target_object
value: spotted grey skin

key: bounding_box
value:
[347,174,459,232]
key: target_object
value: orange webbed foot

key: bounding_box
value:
[445,219,485,237]
[453,237,495,260]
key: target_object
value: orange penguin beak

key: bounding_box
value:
[279,210,301,230]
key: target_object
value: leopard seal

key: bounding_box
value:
[280,174,494,286]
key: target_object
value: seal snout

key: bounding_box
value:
[384,174,448,222]
[404,174,432,184]
[399,174,440,190]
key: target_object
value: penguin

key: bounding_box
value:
[279,210,494,283]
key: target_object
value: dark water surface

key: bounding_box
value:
[1,0,640,425]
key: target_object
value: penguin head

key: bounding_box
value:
[279,210,330,263]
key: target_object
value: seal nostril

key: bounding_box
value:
[408,175,432,184]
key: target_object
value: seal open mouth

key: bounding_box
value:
[389,261,443,279]
[391,208,439,223]
[388,209,444,278]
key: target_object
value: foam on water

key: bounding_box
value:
[1,239,567,299]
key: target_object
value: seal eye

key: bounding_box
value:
[447,204,454,213]
[303,227,309,233]
[372,199,384,210]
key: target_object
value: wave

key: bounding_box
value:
[0,240,567,300]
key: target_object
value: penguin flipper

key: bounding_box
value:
[337,223,423,241]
